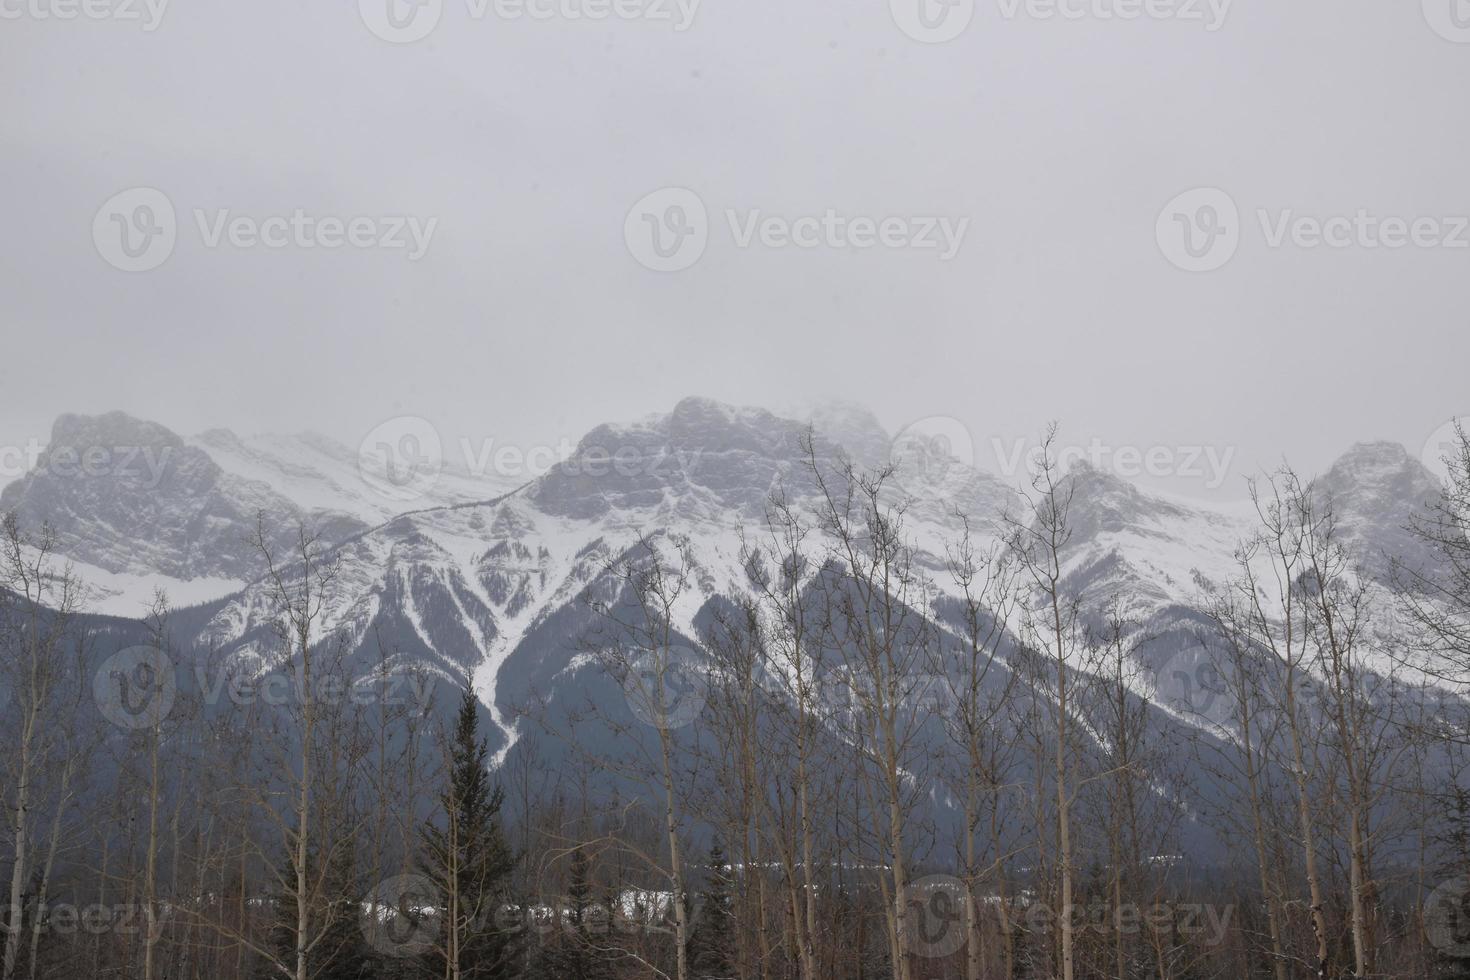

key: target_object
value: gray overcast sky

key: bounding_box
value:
[2,0,1467,500]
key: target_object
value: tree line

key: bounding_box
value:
[2,427,1470,979]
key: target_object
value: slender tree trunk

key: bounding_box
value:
[661,721,690,980]
[965,789,983,980]
[142,711,162,980]
[1051,598,1075,980]
[295,629,313,980]
[3,696,39,980]
[1238,667,1289,980]
[1285,684,1330,979]
[795,693,819,980]
[26,758,73,980]
[990,791,1014,980]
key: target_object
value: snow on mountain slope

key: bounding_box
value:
[4,398,1453,757]
[5,397,1455,861]
[1054,462,1254,619]
[0,412,522,615]
[170,398,1436,758]
[192,398,831,753]
[195,428,524,526]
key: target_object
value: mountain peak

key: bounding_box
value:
[1328,439,1413,472]
[1317,440,1441,582]
[669,395,755,424]
[1319,440,1436,503]
[529,397,818,521]
[51,410,185,450]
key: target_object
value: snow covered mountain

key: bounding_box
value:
[0,399,1451,757]
[0,411,523,615]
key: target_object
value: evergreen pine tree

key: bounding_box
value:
[419,689,519,980]
[256,845,378,980]
[534,845,616,980]
[688,841,735,979]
